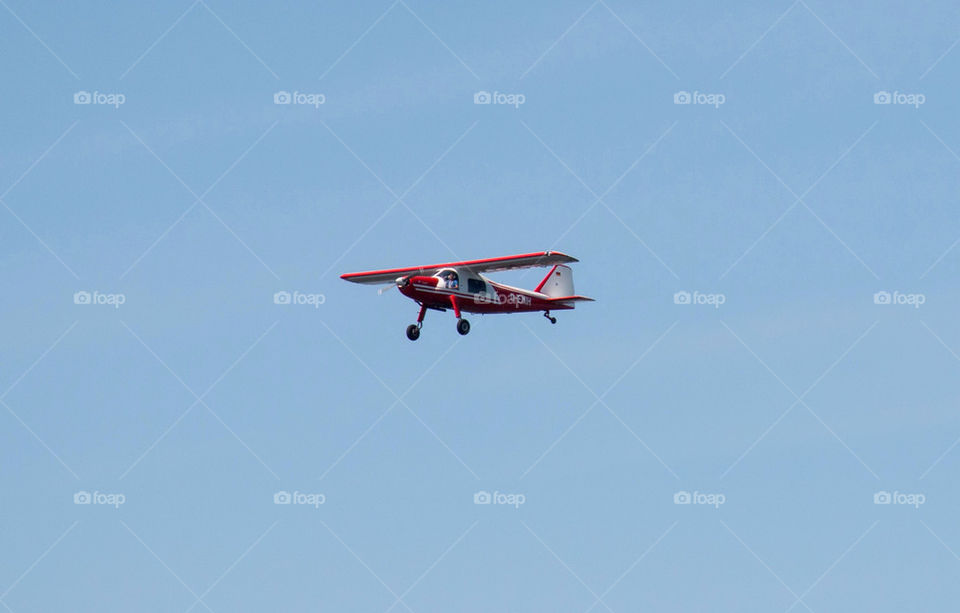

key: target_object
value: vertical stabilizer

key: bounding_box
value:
[535,265,575,298]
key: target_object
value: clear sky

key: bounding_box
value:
[3,1,960,610]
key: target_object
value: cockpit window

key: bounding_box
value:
[437,269,459,289]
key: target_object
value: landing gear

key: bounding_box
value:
[544,311,557,324]
[406,302,471,339]
[406,305,427,341]
[449,295,470,336]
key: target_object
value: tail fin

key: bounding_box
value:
[535,264,575,298]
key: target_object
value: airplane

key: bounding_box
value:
[341,251,594,340]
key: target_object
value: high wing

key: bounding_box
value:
[341,251,578,285]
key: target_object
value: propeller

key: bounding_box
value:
[378,276,410,295]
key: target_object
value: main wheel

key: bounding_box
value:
[406,324,421,341]
[456,318,470,336]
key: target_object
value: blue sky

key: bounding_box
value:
[3,0,960,610]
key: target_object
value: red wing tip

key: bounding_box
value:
[544,250,577,261]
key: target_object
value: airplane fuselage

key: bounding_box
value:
[399,273,574,315]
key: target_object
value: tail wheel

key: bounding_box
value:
[406,324,421,341]
[456,318,470,336]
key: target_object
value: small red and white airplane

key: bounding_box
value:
[341,251,593,340]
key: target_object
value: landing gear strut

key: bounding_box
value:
[450,295,470,336]
[406,304,427,341]
[544,311,557,324]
